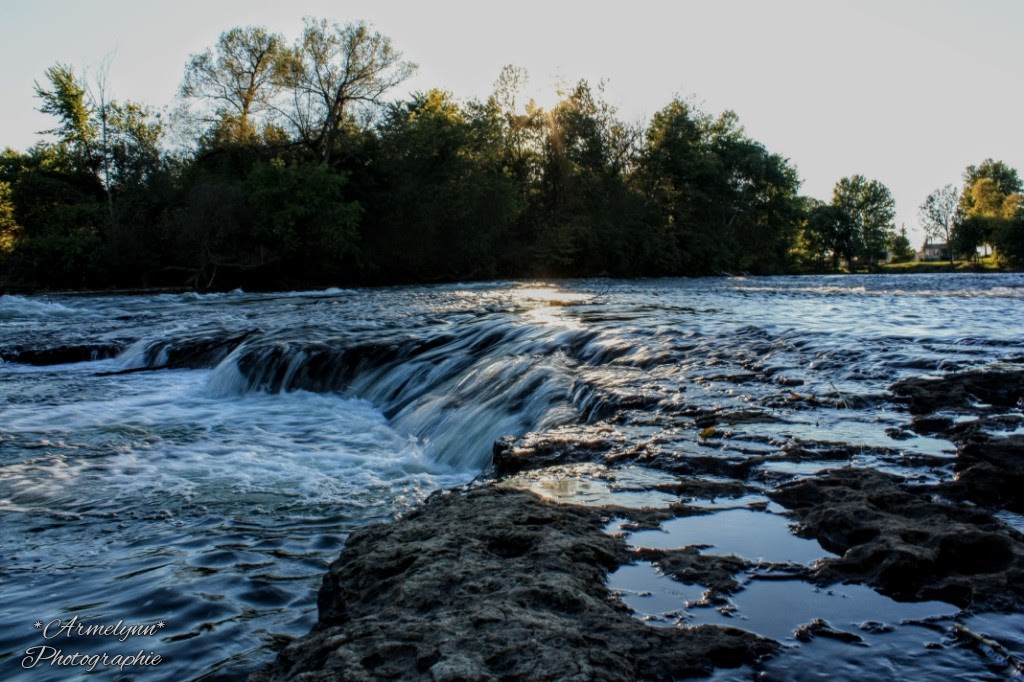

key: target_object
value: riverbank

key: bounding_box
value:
[876,256,1008,274]
[1,260,1019,297]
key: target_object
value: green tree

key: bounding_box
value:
[800,199,852,270]
[246,159,362,281]
[527,79,646,275]
[180,26,284,144]
[367,89,522,280]
[889,226,916,263]
[919,184,959,266]
[954,160,1022,258]
[636,100,800,275]
[0,146,106,287]
[0,178,20,256]
[278,18,416,163]
[991,195,1024,266]
[831,175,896,266]
[33,64,97,173]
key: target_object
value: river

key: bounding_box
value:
[1,274,1022,680]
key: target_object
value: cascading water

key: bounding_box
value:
[1,275,1022,680]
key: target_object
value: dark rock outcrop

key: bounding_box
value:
[938,434,1024,513]
[254,487,777,681]
[890,369,1024,512]
[891,369,1024,415]
[635,547,751,596]
[769,468,1024,611]
[0,343,123,366]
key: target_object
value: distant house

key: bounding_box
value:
[919,240,948,262]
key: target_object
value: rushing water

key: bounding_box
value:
[1,274,1022,680]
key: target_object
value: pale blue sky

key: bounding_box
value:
[2,0,1021,244]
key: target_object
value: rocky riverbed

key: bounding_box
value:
[255,368,1024,680]
[4,276,1022,681]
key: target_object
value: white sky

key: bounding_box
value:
[2,0,1022,245]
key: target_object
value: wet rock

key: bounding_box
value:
[0,343,123,366]
[635,547,750,595]
[155,329,258,369]
[254,487,777,681]
[693,409,787,429]
[96,330,259,376]
[891,369,1024,415]
[945,413,1023,443]
[604,506,678,531]
[937,434,1024,512]
[793,619,864,644]
[492,427,633,475]
[769,468,1024,611]
[910,415,955,435]
[652,478,752,501]
[885,427,915,441]
[857,621,895,634]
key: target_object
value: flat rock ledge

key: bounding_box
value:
[253,487,777,681]
[769,467,1024,611]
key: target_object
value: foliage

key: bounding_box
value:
[33,64,97,172]
[277,18,417,163]
[889,226,916,263]
[830,175,896,266]
[246,159,362,281]
[0,179,20,255]
[951,160,1022,260]
[365,90,520,280]
[3,20,1019,290]
[180,26,284,145]
[919,184,959,266]
[636,99,801,275]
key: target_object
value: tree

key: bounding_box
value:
[33,64,97,173]
[889,226,916,263]
[801,199,853,269]
[278,18,416,163]
[488,65,540,184]
[0,179,19,256]
[180,26,284,144]
[636,99,801,275]
[366,89,522,280]
[955,160,1022,258]
[991,195,1024,266]
[962,159,1022,199]
[831,175,896,266]
[919,184,959,266]
[246,159,362,280]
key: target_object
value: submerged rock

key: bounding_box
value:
[891,369,1024,415]
[938,434,1024,513]
[793,618,864,645]
[635,547,750,596]
[254,487,777,681]
[0,342,123,365]
[889,368,1024,512]
[492,426,637,475]
[769,468,1024,611]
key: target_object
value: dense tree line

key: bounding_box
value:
[1,20,1020,291]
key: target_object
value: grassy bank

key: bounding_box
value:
[876,256,1011,274]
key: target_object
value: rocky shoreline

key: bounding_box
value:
[254,487,777,681]
[254,368,1024,680]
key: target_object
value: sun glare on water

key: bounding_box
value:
[511,286,590,327]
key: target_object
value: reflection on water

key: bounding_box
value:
[627,508,829,565]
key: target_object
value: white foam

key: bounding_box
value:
[0,369,471,516]
[0,294,86,318]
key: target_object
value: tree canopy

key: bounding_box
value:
[1,18,1019,291]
